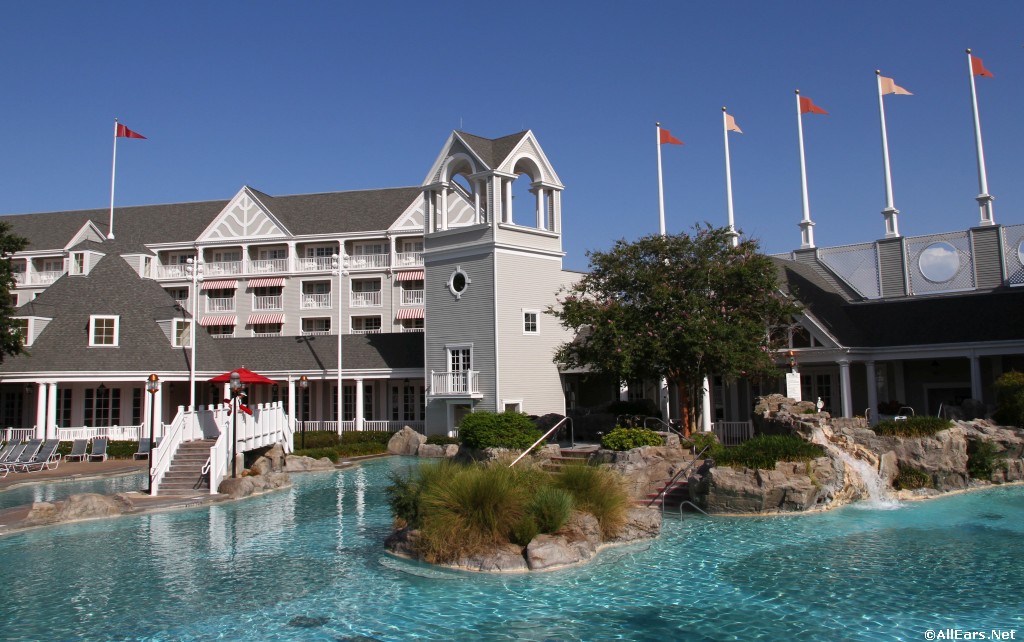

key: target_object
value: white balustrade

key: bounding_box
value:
[301,293,331,309]
[430,370,480,395]
[299,257,334,272]
[350,291,381,307]
[352,328,382,335]
[401,290,424,305]
[252,295,283,310]
[207,297,236,312]
[711,421,754,447]
[348,253,389,269]
[205,261,242,276]
[395,252,424,267]
[249,258,287,273]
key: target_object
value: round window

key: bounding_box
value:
[448,267,471,300]
[918,242,960,283]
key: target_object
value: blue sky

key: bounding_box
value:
[2,1,1022,271]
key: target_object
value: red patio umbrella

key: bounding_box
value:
[207,367,278,385]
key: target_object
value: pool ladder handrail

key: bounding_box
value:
[643,417,687,440]
[647,444,711,512]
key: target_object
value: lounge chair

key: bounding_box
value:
[133,438,152,460]
[88,437,108,462]
[14,439,61,472]
[64,439,89,462]
[1,439,41,474]
[0,442,17,464]
[1,443,27,468]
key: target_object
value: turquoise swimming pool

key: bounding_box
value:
[0,471,147,512]
[1,457,1021,641]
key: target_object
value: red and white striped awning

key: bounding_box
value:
[396,308,424,320]
[200,315,237,327]
[395,270,424,282]
[201,279,238,291]
[247,313,285,325]
[248,277,285,288]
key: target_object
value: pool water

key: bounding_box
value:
[0,472,147,512]
[1,457,1021,641]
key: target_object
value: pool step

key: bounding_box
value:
[156,439,216,495]
[541,449,594,472]
[643,479,691,510]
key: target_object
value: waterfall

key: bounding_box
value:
[811,429,901,510]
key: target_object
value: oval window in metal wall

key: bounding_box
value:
[918,242,960,283]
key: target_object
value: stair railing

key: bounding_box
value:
[646,444,711,511]
[150,406,188,495]
[509,416,570,468]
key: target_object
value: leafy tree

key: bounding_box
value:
[0,222,28,361]
[551,225,799,429]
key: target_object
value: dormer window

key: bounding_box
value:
[89,315,119,347]
[70,252,86,275]
[173,319,192,348]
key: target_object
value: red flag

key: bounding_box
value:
[115,123,146,139]
[971,55,994,78]
[659,128,684,145]
[799,96,829,115]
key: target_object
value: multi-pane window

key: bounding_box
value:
[90,315,119,347]
[84,387,120,427]
[523,310,539,334]
[174,320,192,347]
[351,316,381,333]
[401,318,424,332]
[70,253,86,275]
[132,388,142,425]
[207,325,234,338]
[58,389,72,427]
[450,347,471,372]
[14,318,29,345]
[404,384,417,421]
[302,318,331,335]
[252,323,283,337]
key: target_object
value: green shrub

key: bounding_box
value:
[711,435,824,470]
[872,416,952,437]
[554,463,630,538]
[601,427,664,451]
[341,431,394,445]
[292,430,341,449]
[292,447,342,463]
[426,435,460,446]
[107,441,139,459]
[994,371,1024,428]
[528,486,574,534]
[458,411,543,450]
[967,439,1003,480]
[510,516,540,547]
[893,466,932,490]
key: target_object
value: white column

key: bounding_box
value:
[838,360,853,419]
[504,179,513,223]
[969,354,983,401]
[354,378,364,431]
[153,387,164,438]
[619,382,628,402]
[440,185,448,230]
[865,361,879,426]
[287,241,297,273]
[534,185,544,229]
[701,377,712,432]
[46,382,58,439]
[35,382,47,439]
[143,385,154,435]
[240,243,250,275]
[287,376,296,433]
[473,180,481,222]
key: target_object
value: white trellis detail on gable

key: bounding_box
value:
[199,188,291,241]
[390,197,426,231]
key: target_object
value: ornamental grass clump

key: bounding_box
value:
[528,486,574,534]
[553,462,630,538]
[872,416,952,438]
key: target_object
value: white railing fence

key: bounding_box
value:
[293,420,424,436]
[430,370,480,395]
[711,420,754,447]
[301,293,331,309]
[56,425,144,441]
[2,428,36,443]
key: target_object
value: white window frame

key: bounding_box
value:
[446,343,473,372]
[305,245,335,258]
[351,316,382,332]
[502,400,523,413]
[301,317,332,334]
[173,319,192,348]
[70,252,86,275]
[258,247,288,260]
[523,309,539,335]
[89,315,119,347]
[13,318,31,346]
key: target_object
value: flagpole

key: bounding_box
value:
[722,108,738,247]
[966,48,995,226]
[656,122,666,236]
[876,71,900,238]
[795,90,815,249]
[108,119,118,239]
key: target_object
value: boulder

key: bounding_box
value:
[218,477,256,498]
[606,507,662,543]
[416,443,446,458]
[525,534,595,571]
[284,455,335,472]
[594,446,692,500]
[835,423,969,491]
[388,427,426,456]
[384,527,420,558]
[690,457,841,513]
[25,493,131,526]
[24,502,59,525]
[458,544,530,572]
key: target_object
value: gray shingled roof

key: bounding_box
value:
[455,131,529,169]
[250,187,423,236]
[206,333,424,373]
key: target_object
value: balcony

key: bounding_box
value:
[300,329,333,336]
[348,253,389,270]
[253,295,283,311]
[253,331,282,338]
[400,290,424,305]
[352,328,382,335]
[401,326,425,333]
[430,370,481,397]
[157,265,189,279]
[301,293,331,309]
[207,297,236,312]
[250,258,287,273]
[299,257,334,272]
[395,252,424,267]
[14,270,66,286]
[206,261,243,276]
[350,291,382,307]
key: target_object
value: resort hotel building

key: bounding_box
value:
[2,129,1023,443]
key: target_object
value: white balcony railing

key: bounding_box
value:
[348,253,389,269]
[401,326,425,333]
[352,328,382,335]
[210,333,234,339]
[350,291,382,307]
[207,297,236,312]
[401,290,424,305]
[250,258,287,273]
[252,295,283,311]
[205,261,242,276]
[32,270,66,285]
[395,252,424,267]
[431,370,480,396]
[299,257,334,272]
[301,293,331,309]
[300,329,333,336]
[158,264,189,279]
[253,331,282,338]
[174,298,190,311]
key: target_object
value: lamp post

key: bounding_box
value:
[331,252,347,427]
[185,256,203,410]
[229,370,243,478]
[298,375,308,448]
[145,374,160,495]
